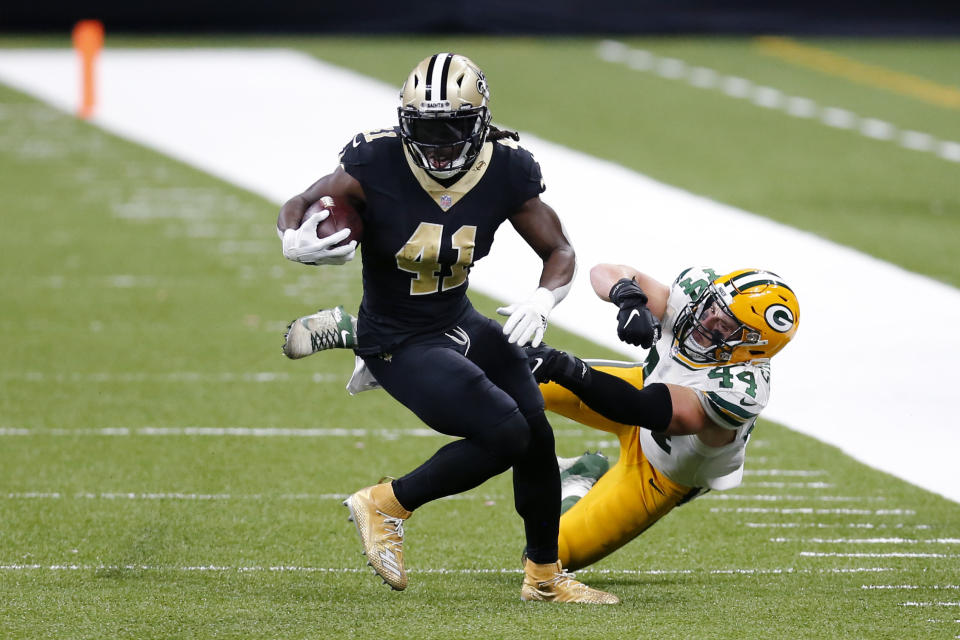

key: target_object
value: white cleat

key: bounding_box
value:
[282,305,357,359]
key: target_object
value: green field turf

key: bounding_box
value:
[2,37,960,639]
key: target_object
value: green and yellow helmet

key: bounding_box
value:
[398,53,491,178]
[674,269,800,364]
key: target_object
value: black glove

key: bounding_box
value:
[609,278,662,349]
[523,343,591,387]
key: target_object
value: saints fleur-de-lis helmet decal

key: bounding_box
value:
[674,269,800,364]
[398,53,492,179]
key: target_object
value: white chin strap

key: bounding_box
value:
[427,167,461,180]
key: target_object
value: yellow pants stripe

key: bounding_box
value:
[542,365,692,571]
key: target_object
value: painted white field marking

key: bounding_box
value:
[0,563,898,576]
[0,426,439,438]
[0,50,958,505]
[801,552,959,558]
[743,469,827,477]
[1,491,480,501]
[776,537,960,544]
[704,494,884,502]
[597,40,960,163]
[743,482,834,489]
[753,37,960,110]
[746,523,930,530]
[864,585,960,590]
[711,508,916,515]
[0,371,339,383]
[0,426,591,438]
[901,602,960,607]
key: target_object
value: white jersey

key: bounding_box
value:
[639,267,770,490]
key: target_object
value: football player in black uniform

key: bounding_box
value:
[276,53,617,604]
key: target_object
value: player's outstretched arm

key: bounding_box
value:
[497,196,576,347]
[526,344,731,442]
[277,167,365,266]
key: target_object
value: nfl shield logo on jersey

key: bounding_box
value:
[440,194,453,210]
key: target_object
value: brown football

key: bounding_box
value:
[307,196,363,247]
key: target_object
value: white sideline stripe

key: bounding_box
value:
[0,49,958,505]
[775,537,960,544]
[901,602,960,607]
[743,470,827,477]
[0,563,898,576]
[596,40,960,164]
[0,426,591,438]
[746,523,930,530]
[711,508,915,515]
[801,552,959,558]
[864,585,960,590]
[704,494,884,502]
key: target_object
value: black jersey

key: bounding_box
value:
[339,127,545,355]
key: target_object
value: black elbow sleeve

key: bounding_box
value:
[632,383,673,432]
[563,367,673,432]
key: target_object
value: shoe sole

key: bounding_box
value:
[343,496,406,591]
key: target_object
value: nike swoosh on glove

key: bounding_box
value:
[523,343,590,387]
[609,278,661,349]
[281,209,357,265]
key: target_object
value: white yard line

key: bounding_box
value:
[704,494,884,502]
[742,482,834,489]
[596,40,960,164]
[0,563,899,576]
[747,523,930,529]
[776,537,960,544]
[864,585,960,590]
[0,426,592,438]
[1,491,480,501]
[743,470,827,477]
[801,552,958,558]
[0,48,957,503]
[0,371,337,383]
[710,508,916,514]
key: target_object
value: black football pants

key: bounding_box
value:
[362,307,560,564]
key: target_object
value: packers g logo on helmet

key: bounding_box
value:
[674,268,800,364]
[397,53,492,178]
[764,303,795,333]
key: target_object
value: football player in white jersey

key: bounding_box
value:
[526,264,799,571]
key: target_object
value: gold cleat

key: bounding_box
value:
[344,478,412,591]
[520,558,620,604]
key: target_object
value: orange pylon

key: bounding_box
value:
[72,20,104,119]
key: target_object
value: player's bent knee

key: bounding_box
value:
[477,412,531,461]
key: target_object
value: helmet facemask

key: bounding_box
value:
[398,105,490,178]
[675,285,765,364]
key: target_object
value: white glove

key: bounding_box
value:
[280,209,357,265]
[497,287,556,348]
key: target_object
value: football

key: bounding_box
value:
[307,195,363,247]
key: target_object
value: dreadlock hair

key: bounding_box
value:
[487,124,520,142]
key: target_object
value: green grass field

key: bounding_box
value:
[2,36,959,639]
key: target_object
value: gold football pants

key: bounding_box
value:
[541,363,693,571]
